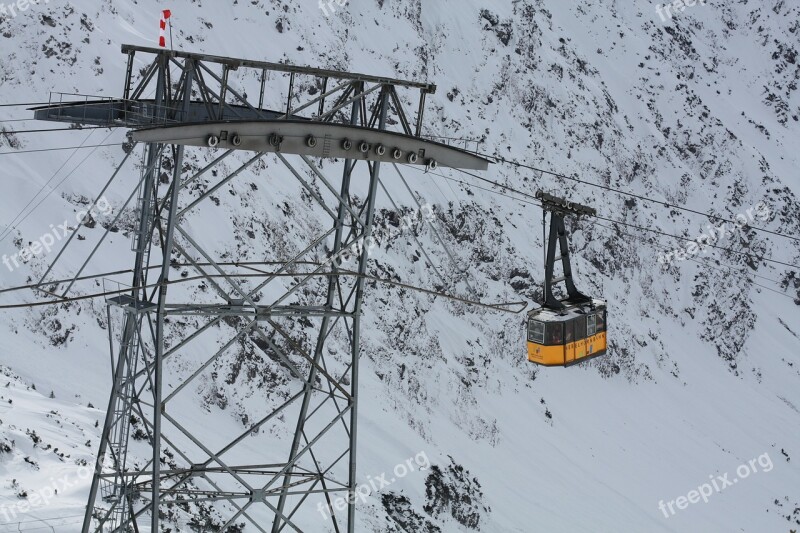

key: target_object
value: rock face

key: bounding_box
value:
[424,458,490,529]
[0,1,799,531]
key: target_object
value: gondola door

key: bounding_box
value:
[565,319,576,364]
[574,316,587,360]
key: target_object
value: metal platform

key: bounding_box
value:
[33,45,490,173]
[31,96,299,128]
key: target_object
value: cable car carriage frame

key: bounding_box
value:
[527,192,607,367]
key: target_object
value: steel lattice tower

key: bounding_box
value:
[33,46,488,532]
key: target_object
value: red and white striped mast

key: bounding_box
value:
[158,9,172,49]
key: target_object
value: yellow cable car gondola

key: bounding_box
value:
[527,192,607,366]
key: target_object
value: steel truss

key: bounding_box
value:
[32,46,489,532]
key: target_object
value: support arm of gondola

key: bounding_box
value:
[536,191,596,310]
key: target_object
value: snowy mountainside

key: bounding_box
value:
[0,367,101,530]
[0,0,799,531]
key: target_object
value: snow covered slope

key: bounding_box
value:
[0,0,799,531]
